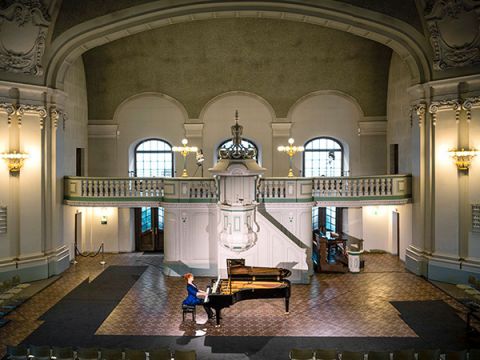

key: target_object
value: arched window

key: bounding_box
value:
[303,137,344,177]
[135,138,174,177]
[135,139,173,233]
[217,138,258,161]
[304,137,345,233]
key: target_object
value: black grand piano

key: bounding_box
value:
[206,259,291,326]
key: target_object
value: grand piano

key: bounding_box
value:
[206,259,291,326]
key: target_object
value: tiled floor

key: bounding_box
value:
[0,253,473,356]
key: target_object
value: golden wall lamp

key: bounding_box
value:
[449,148,477,171]
[1,151,29,173]
[172,138,198,177]
[277,138,304,177]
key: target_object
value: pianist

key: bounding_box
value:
[182,273,214,320]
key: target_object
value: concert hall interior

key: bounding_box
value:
[0,1,480,359]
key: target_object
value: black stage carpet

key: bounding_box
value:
[22,267,480,359]
[23,266,147,346]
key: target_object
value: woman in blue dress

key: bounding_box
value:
[182,273,214,319]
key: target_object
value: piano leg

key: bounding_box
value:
[285,297,290,314]
[215,308,221,327]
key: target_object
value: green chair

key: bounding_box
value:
[76,348,99,360]
[173,350,196,360]
[6,345,28,360]
[469,349,480,360]
[416,349,440,360]
[445,350,467,360]
[392,349,414,360]
[124,349,146,360]
[341,351,364,360]
[367,351,390,360]
[51,346,74,360]
[100,348,123,360]
[29,345,51,360]
[315,349,337,360]
[148,349,171,360]
[289,348,314,360]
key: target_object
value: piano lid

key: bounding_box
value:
[227,258,292,279]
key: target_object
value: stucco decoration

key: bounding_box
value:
[425,0,480,70]
[0,0,50,76]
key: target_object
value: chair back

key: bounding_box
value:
[289,348,314,360]
[445,350,467,360]
[417,349,440,360]
[148,349,171,360]
[392,349,414,360]
[52,346,74,360]
[341,351,364,360]
[29,345,51,359]
[469,349,480,360]
[100,348,123,360]
[367,351,390,360]
[315,349,337,360]
[124,349,146,360]
[77,348,99,360]
[173,350,196,360]
[6,345,28,360]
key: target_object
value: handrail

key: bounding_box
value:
[64,174,411,205]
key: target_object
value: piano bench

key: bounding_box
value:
[182,304,196,321]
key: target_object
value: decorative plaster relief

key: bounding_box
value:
[0,102,63,129]
[17,103,46,128]
[425,0,480,70]
[410,103,426,127]
[0,0,50,76]
[428,99,461,125]
[463,95,480,122]
[0,102,15,125]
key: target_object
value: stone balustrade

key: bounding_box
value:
[312,175,411,206]
[64,177,217,206]
[64,174,411,206]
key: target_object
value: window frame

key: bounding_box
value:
[302,136,345,177]
[134,138,174,178]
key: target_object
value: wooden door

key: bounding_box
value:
[135,207,164,252]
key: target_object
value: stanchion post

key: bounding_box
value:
[100,243,106,265]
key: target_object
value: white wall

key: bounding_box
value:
[434,110,460,258]
[200,92,275,176]
[62,57,89,259]
[343,208,363,239]
[387,52,412,174]
[289,91,386,176]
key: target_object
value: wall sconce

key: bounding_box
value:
[1,151,29,173]
[449,148,477,171]
[100,207,108,225]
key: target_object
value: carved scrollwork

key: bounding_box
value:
[0,102,15,126]
[411,103,426,127]
[17,103,47,128]
[0,0,50,76]
[425,0,480,70]
[49,105,67,130]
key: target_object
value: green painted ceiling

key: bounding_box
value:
[83,17,392,120]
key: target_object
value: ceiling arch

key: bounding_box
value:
[45,1,432,89]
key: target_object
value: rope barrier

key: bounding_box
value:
[74,243,106,265]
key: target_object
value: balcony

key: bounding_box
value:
[64,175,411,207]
